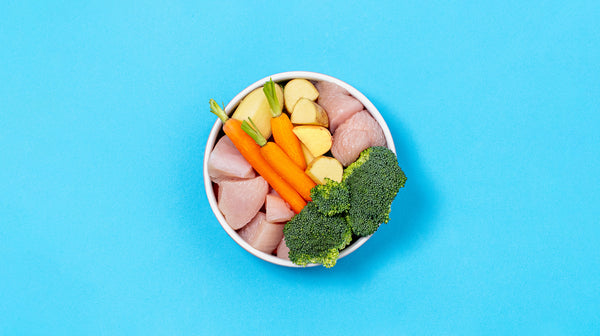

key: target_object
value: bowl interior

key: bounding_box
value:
[203,71,396,267]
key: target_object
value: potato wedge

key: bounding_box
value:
[300,143,315,166]
[231,85,283,139]
[306,156,344,184]
[292,125,332,157]
[283,79,319,112]
[291,98,329,127]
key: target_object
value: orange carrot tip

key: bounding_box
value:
[263,79,282,118]
[241,118,267,147]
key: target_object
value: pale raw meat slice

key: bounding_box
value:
[315,80,348,95]
[276,238,290,260]
[217,176,268,229]
[207,135,255,182]
[332,131,372,167]
[269,188,280,198]
[316,81,364,133]
[265,193,295,223]
[237,212,285,254]
[331,111,387,166]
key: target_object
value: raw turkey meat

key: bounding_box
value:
[331,110,386,166]
[316,81,364,133]
[265,192,295,223]
[217,176,268,229]
[238,212,284,254]
[207,135,255,182]
[276,238,290,260]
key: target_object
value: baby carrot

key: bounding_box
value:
[242,118,316,202]
[263,79,307,170]
[209,99,306,214]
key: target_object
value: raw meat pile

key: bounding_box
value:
[316,82,386,166]
[207,80,386,259]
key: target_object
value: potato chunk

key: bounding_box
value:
[290,98,329,127]
[306,156,344,184]
[301,143,315,166]
[283,79,319,112]
[292,126,332,157]
[231,85,283,139]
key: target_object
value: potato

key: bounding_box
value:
[283,79,319,112]
[290,98,329,127]
[292,125,332,157]
[306,156,344,184]
[300,143,315,166]
[231,85,283,139]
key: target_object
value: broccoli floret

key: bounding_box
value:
[342,146,407,236]
[310,178,350,216]
[283,202,352,268]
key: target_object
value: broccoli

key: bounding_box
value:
[283,202,352,268]
[342,146,407,236]
[309,178,350,216]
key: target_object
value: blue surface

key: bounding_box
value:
[1,1,599,335]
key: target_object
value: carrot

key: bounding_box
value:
[242,118,316,202]
[209,99,306,214]
[263,79,307,170]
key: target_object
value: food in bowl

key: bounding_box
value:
[205,72,406,267]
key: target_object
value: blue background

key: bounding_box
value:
[1,1,599,335]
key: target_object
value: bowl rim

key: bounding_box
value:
[203,71,396,267]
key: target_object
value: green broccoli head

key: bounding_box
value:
[283,202,352,268]
[342,146,407,237]
[309,178,350,216]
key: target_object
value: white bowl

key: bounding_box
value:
[203,71,396,267]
